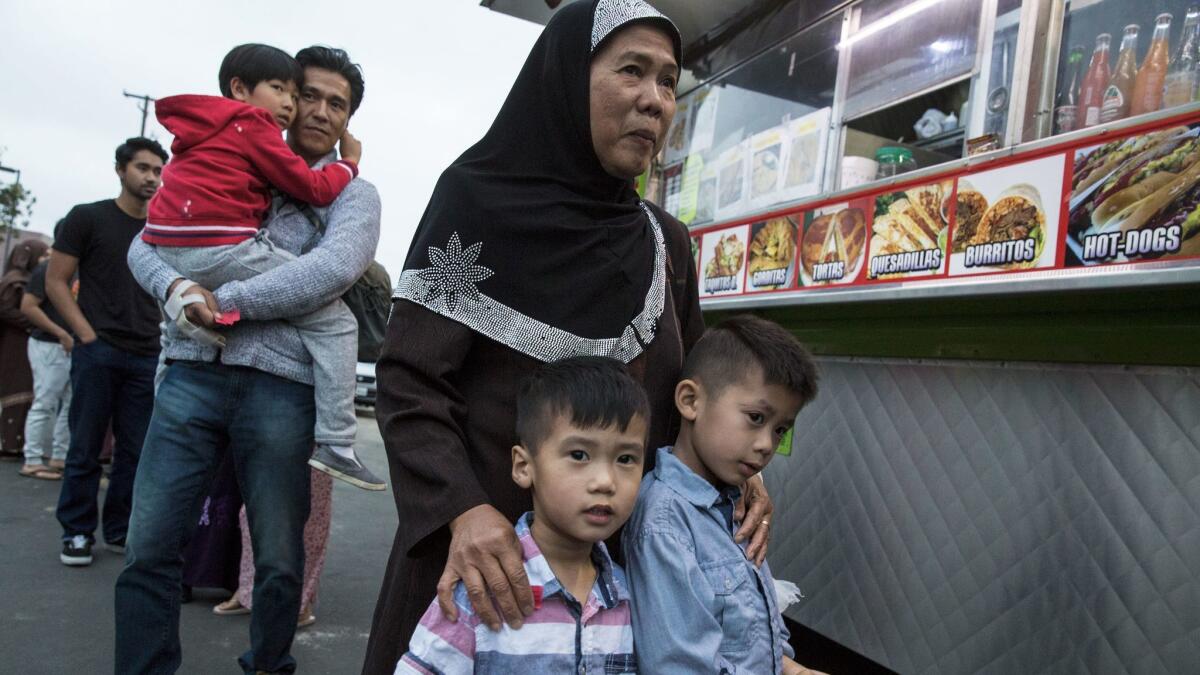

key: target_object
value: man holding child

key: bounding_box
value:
[117,45,379,674]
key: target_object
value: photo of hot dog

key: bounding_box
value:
[1068,124,1200,264]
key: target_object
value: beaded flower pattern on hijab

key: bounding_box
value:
[590,0,670,52]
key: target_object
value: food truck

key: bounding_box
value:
[483,1,1200,672]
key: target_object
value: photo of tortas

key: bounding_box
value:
[801,205,866,286]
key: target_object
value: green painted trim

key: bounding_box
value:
[703,285,1200,366]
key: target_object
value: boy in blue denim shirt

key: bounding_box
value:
[623,315,823,674]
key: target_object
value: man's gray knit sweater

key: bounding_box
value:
[127,151,382,386]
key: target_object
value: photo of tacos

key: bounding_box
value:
[800,205,866,286]
[868,181,951,280]
[1067,124,1200,265]
[747,217,797,291]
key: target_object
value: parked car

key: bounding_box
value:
[355,361,377,408]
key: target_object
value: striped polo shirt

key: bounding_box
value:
[396,512,636,674]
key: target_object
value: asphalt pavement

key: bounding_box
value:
[0,409,397,674]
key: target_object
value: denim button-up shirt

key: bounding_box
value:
[623,447,794,674]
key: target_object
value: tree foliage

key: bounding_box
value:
[0,150,36,233]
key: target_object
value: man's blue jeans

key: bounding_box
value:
[56,337,157,544]
[114,361,315,674]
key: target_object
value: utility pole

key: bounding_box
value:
[123,91,156,137]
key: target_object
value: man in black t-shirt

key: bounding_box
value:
[47,137,168,566]
[18,239,74,479]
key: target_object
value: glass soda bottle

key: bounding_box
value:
[1078,33,1112,128]
[1100,25,1140,123]
[1055,45,1086,133]
[1163,7,1200,108]
[1131,13,1172,116]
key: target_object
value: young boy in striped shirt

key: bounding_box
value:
[396,356,647,674]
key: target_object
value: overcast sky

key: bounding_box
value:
[0,1,542,279]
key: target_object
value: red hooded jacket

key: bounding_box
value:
[144,95,357,246]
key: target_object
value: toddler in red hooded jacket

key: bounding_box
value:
[144,43,385,492]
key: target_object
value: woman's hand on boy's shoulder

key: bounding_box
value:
[734,474,774,566]
[440,504,535,632]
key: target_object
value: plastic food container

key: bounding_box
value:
[841,156,879,189]
[875,147,917,179]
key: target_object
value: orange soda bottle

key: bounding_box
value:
[1131,13,1173,116]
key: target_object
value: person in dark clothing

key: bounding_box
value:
[47,137,167,566]
[0,239,50,460]
[362,3,775,672]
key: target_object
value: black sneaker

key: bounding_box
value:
[61,535,93,566]
[106,538,126,554]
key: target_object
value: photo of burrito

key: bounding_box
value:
[800,206,866,285]
[869,181,951,279]
[951,180,988,253]
[970,184,1046,270]
[1068,124,1200,264]
[947,155,1065,275]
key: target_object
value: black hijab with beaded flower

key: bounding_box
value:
[394,0,681,364]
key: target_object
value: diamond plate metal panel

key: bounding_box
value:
[765,358,1200,675]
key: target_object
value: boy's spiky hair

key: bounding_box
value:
[681,315,818,406]
[516,356,651,452]
[218,43,303,98]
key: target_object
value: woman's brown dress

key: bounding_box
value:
[0,239,48,453]
[361,214,703,674]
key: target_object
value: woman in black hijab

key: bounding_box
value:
[364,2,775,670]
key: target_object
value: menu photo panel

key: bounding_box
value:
[699,223,751,297]
[746,215,800,292]
[1066,123,1200,266]
[949,153,1066,276]
[799,200,869,287]
[867,180,953,280]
